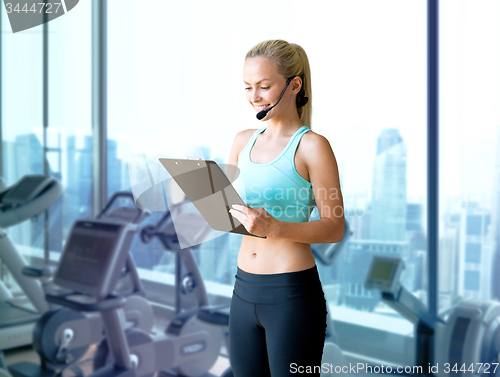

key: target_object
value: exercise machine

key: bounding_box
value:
[137,199,226,376]
[43,200,225,377]
[434,300,500,377]
[364,255,500,377]
[8,192,154,377]
[0,175,63,350]
[364,255,443,375]
[364,256,444,374]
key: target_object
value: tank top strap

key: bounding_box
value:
[282,126,311,160]
[239,127,266,161]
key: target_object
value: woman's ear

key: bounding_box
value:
[291,76,303,95]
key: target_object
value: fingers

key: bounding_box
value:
[231,204,251,215]
[229,208,249,229]
[229,206,247,223]
[229,205,271,238]
[228,208,241,220]
[231,205,271,219]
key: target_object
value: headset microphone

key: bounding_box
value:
[256,77,294,120]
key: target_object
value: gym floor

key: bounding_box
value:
[3,344,231,377]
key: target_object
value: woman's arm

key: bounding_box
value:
[230,133,345,244]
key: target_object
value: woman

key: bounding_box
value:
[226,39,345,377]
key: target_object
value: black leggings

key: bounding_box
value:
[228,265,328,377]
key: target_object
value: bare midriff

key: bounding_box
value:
[237,234,316,274]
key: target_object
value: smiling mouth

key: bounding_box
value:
[254,104,270,112]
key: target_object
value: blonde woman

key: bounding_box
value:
[227,39,345,376]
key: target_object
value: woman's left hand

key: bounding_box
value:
[229,204,277,238]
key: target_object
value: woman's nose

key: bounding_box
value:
[251,90,261,103]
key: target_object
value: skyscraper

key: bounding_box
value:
[406,202,426,291]
[370,129,407,241]
[66,135,92,222]
[107,138,123,199]
[458,202,493,300]
[439,226,458,310]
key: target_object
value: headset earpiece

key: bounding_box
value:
[297,88,308,108]
[298,96,309,108]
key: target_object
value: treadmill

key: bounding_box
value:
[0,175,63,350]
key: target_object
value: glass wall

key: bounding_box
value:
[9,0,499,369]
[1,7,44,260]
[47,0,92,253]
[0,1,91,299]
[107,0,427,365]
[439,0,500,310]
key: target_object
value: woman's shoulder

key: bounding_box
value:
[234,128,260,148]
[301,128,331,150]
[299,129,337,169]
[299,129,336,164]
[237,128,260,139]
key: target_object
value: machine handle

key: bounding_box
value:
[22,266,53,278]
[97,191,144,223]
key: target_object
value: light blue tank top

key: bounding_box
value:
[236,126,316,223]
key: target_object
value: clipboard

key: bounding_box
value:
[159,158,266,239]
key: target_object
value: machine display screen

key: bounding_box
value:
[56,222,121,289]
[371,261,394,281]
[5,176,47,202]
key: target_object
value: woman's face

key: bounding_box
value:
[243,57,296,120]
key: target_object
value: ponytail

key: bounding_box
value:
[290,43,312,129]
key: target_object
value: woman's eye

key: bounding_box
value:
[261,86,270,90]
[245,87,251,90]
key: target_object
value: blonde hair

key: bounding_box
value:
[246,40,312,129]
